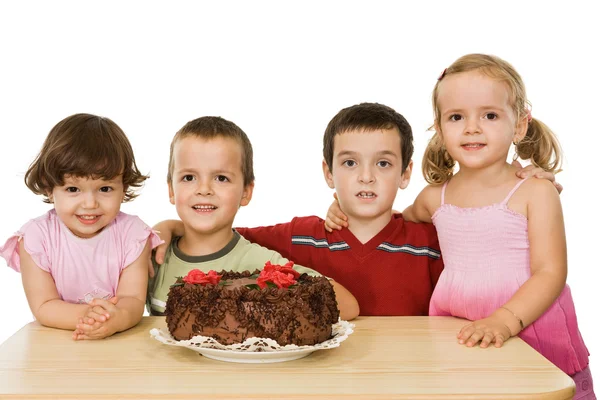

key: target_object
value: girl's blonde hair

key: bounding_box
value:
[423,53,562,184]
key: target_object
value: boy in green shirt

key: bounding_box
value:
[148,116,359,320]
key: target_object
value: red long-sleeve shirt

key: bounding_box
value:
[236,214,443,316]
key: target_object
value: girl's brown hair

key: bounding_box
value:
[25,113,148,203]
[423,53,562,184]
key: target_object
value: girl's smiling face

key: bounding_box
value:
[50,175,124,238]
[436,70,527,171]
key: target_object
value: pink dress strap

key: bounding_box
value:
[501,178,529,205]
[440,181,449,205]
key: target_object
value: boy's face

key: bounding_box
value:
[168,136,253,237]
[322,128,412,224]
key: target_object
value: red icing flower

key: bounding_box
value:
[256,261,300,289]
[182,269,222,285]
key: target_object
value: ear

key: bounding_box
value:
[514,114,528,143]
[399,160,413,190]
[240,182,254,207]
[322,160,335,189]
[46,191,54,203]
[168,183,175,205]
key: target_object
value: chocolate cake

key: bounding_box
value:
[165,264,340,346]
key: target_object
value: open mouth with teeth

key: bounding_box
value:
[356,191,376,199]
[192,205,217,211]
[77,215,101,224]
[461,143,486,149]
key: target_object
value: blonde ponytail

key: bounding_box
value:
[516,117,562,173]
[422,132,455,184]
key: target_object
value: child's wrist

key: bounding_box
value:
[493,307,523,337]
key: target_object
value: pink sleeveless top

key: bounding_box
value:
[430,178,589,375]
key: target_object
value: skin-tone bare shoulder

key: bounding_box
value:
[505,176,560,220]
[403,183,444,224]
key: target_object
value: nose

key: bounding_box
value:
[358,165,375,184]
[195,178,213,196]
[464,117,481,135]
[82,192,99,209]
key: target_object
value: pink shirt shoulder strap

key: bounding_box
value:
[501,178,529,205]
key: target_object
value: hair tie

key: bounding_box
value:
[437,68,447,81]
[526,108,532,122]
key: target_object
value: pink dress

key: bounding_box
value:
[430,178,590,377]
[0,210,163,304]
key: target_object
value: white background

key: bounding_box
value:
[0,0,597,384]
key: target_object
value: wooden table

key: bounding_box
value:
[0,316,575,399]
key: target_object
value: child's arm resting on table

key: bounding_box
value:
[457,179,567,348]
[19,240,91,330]
[73,240,151,340]
[330,281,360,321]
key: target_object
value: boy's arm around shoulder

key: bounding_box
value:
[402,185,441,223]
[151,219,183,267]
[236,218,301,260]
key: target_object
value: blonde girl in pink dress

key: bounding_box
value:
[0,114,162,341]
[399,54,593,399]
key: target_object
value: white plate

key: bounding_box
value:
[150,320,354,364]
[191,346,315,363]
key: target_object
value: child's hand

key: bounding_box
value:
[150,221,175,274]
[80,296,119,325]
[512,160,563,193]
[72,297,120,340]
[457,316,512,348]
[324,193,348,232]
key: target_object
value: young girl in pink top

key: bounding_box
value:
[404,54,593,398]
[0,114,162,340]
[326,54,593,398]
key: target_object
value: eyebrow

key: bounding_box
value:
[63,176,123,184]
[443,105,504,115]
[104,177,123,184]
[175,168,237,176]
[336,150,399,158]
